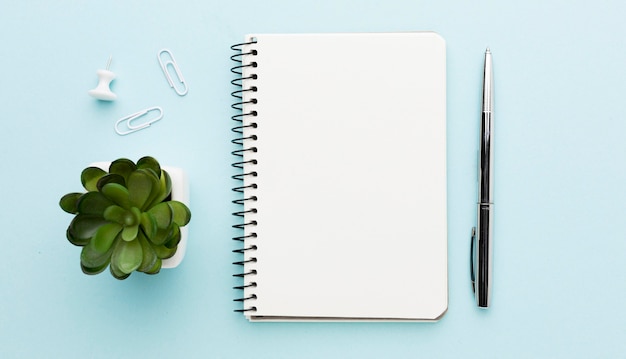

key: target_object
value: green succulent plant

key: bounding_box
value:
[59,156,191,279]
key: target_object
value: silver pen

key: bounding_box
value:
[471,48,494,308]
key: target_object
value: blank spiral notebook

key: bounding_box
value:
[231,32,447,321]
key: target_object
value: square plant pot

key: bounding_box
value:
[91,162,189,269]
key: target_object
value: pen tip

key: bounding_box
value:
[486,47,491,53]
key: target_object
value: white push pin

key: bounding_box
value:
[88,56,117,101]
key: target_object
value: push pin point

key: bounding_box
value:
[88,56,117,101]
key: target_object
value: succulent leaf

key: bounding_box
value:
[92,223,123,252]
[66,227,87,246]
[68,215,110,246]
[140,212,158,240]
[109,260,131,280]
[142,257,162,275]
[81,261,110,275]
[103,205,127,224]
[148,202,172,229]
[109,158,136,184]
[153,243,177,259]
[137,232,158,273]
[148,170,172,208]
[80,247,110,269]
[128,169,159,210]
[168,201,191,226]
[60,192,82,214]
[76,192,114,215]
[81,167,107,192]
[137,156,162,179]
[130,207,142,222]
[112,237,143,274]
[96,173,126,191]
[81,235,116,269]
[164,224,181,249]
[122,224,139,242]
[101,183,131,209]
[148,227,170,246]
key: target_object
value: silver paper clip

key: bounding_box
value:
[115,106,163,135]
[158,49,188,96]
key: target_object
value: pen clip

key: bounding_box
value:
[470,227,476,293]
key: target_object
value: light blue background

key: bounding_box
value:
[1,1,625,358]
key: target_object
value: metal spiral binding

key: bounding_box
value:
[231,39,259,313]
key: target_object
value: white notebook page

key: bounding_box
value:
[239,32,447,321]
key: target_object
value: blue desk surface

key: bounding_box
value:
[1,1,625,357]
